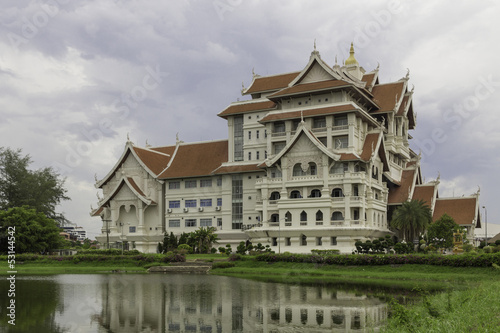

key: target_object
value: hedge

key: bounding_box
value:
[255,252,500,267]
[0,252,186,264]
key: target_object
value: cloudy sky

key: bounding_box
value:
[1,0,498,239]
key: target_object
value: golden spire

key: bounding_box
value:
[344,42,359,66]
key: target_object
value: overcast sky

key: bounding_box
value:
[1,0,498,239]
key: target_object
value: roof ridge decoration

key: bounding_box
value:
[263,121,340,168]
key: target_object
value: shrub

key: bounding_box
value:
[311,249,340,255]
[218,247,226,254]
[177,244,192,254]
[212,262,236,269]
[228,253,241,261]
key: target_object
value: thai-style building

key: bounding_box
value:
[91,44,481,253]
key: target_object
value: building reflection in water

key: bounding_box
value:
[97,274,388,332]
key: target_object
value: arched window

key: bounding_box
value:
[269,191,281,200]
[331,211,344,221]
[270,214,279,222]
[309,189,322,198]
[300,211,307,222]
[331,188,343,198]
[316,210,323,221]
[293,162,317,176]
[290,190,302,199]
[285,211,292,222]
[300,234,307,246]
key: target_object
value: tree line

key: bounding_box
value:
[0,147,70,253]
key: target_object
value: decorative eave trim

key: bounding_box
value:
[93,177,155,214]
[263,121,340,168]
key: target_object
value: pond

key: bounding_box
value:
[0,274,401,332]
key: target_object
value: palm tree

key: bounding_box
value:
[191,227,219,253]
[390,199,432,243]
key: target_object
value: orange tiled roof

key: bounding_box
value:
[158,141,228,179]
[127,177,146,197]
[388,169,416,204]
[245,71,301,94]
[268,79,351,98]
[259,104,356,123]
[360,133,380,161]
[412,184,436,208]
[218,100,276,118]
[133,147,172,175]
[212,164,263,175]
[396,95,410,116]
[361,73,377,88]
[433,197,478,226]
[371,81,405,113]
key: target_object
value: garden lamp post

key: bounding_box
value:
[483,206,487,246]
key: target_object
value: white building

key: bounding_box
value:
[91,44,481,253]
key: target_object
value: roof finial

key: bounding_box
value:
[314,38,316,51]
[376,62,380,70]
[127,132,130,141]
[94,173,98,182]
[300,110,304,123]
[241,81,245,94]
[335,55,338,65]
[437,171,440,182]
[345,42,359,66]
[406,68,410,79]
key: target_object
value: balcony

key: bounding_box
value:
[271,131,286,138]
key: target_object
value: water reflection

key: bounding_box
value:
[0,274,389,332]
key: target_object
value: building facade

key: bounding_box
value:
[91,44,481,253]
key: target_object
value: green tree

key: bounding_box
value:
[191,227,219,253]
[0,147,70,225]
[390,199,432,243]
[0,206,62,253]
[427,213,461,250]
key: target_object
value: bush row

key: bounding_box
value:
[0,252,186,264]
[255,252,500,267]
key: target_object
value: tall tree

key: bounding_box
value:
[0,147,70,225]
[390,199,432,242]
[0,206,62,253]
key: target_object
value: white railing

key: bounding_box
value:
[311,127,327,133]
[332,124,349,131]
[271,131,286,137]
[330,221,344,226]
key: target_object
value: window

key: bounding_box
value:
[217,218,222,227]
[185,200,197,208]
[185,180,197,188]
[185,219,197,227]
[331,211,343,221]
[217,198,222,206]
[300,211,307,222]
[265,150,268,158]
[129,226,136,233]
[256,130,259,139]
[353,185,359,196]
[290,190,302,199]
[200,179,212,187]
[234,115,244,161]
[330,237,337,245]
[200,199,212,207]
[316,210,323,221]
[264,129,267,138]
[331,162,348,174]
[270,167,282,178]
[269,191,281,200]
[200,218,212,227]
[331,188,343,197]
[300,234,307,246]
[309,189,322,198]
[256,151,260,160]
[248,131,251,140]
[274,122,285,134]
[285,211,292,223]
[313,117,326,128]
[274,142,286,154]
[353,208,360,220]
[216,177,222,186]
[271,237,277,246]
[232,175,243,230]
[270,214,279,222]
[169,200,180,208]
[316,237,322,246]
[248,152,252,160]
[169,181,180,189]
[334,115,348,126]
[285,237,291,246]
[169,219,180,228]
[333,136,348,149]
